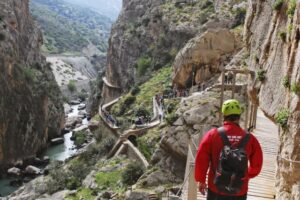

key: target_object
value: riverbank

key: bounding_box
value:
[0,102,90,197]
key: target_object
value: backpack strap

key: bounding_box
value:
[237,132,251,149]
[217,127,231,147]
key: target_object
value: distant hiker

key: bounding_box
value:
[225,71,234,84]
[195,99,263,200]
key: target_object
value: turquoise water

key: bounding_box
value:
[0,178,19,197]
[0,104,88,197]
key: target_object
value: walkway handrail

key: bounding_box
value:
[99,97,121,132]
[102,77,121,89]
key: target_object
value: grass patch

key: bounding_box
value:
[291,82,300,94]
[275,108,289,128]
[111,66,172,128]
[68,80,77,93]
[23,68,37,82]
[67,188,95,200]
[287,0,296,18]
[95,170,122,189]
[121,162,145,186]
[256,69,266,81]
[273,0,284,10]
[137,127,162,161]
[278,31,286,42]
[72,131,86,147]
[165,113,179,125]
[136,56,152,76]
[282,76,290,88]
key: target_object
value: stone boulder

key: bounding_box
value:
[25,165,41,175]
[65,116,83,129]
[88,121,99,131]
[7,167,21,176]
[51,138,64,145]
[82,170,98,190]
[125,191,149,200]
[172,29,242,88]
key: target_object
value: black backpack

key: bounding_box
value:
[213,127,250,194]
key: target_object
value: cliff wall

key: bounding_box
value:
[0,0,64,168]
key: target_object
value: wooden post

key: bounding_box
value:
[187,162,197,200]
[244,86,249,130]
[219,68,225,126]
[249,103,253,128]
[253,105,258,128]
[232,72,236,99]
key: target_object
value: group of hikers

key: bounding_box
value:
[195,99,263,200]
[103,110,118,127]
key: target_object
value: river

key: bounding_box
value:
[0,104,88,197]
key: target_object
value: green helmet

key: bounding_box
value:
[222,99,243,116]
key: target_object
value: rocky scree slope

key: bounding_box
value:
[245,0,300,199]
[102,0,247,103]
[0,0,64,169]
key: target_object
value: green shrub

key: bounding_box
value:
[273,0,284,10]
[256,69,266,81]
[121,162,145,186]
[137,57,151,76]
[166,102,176,114]
[78,92,88,101]
[275,108,289,128]
[135,107,150,117]
[131,85,141,96]
[62,96,70,103]
[287,0,296,18]
[278,31,286,42]
[124,95,136,107]
[66,177,81,190]
[165,113,179,125]
[23,68,36,82]
[291,82,300,94]
[137,138,152,161]
[0,33,5,41]
[232,8,247,28]
[67,80,77,93]
[72,131,86,146]
[96,170,122,189]
[282,76,290,88]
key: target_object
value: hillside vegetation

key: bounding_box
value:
[30,0,112,54]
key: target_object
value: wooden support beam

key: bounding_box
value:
[232,73,237,99]
[219,68,225,126]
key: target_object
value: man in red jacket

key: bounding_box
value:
[195,99,263,200]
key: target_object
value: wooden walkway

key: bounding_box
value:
[183,109,278,200]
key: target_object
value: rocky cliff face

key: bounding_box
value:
[245,0,300,199]
[0,0,64,168]
[172,28,242,88]
[102,0,246,103]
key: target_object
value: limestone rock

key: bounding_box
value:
[50,138,64,145]
[244,1,300,199]
[25,165,41,175]
[172,29,241,88]
[82,170,98,189]
[7,167,21,176]
[0,0,64,168]
[125,190,149,200]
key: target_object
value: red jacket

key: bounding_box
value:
[194,122,263,196]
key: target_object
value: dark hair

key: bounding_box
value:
[224,114,240,122]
